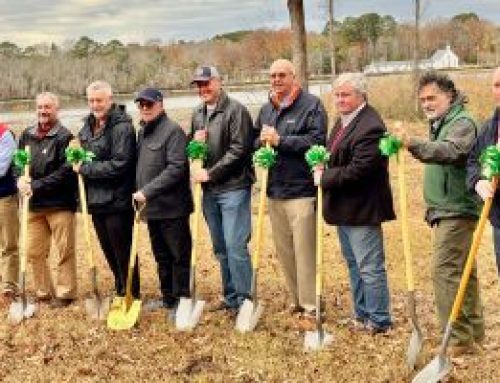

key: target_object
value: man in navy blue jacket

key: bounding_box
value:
[467,66,500,275]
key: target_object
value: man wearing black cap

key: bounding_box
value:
[133,88,193,312]
[190,65,255,312]
[75,80,139,301]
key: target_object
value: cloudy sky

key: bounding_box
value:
[1,0,499,46]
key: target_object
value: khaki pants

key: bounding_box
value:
[268,197,316,311]
[432,218,484,345]
[27,209,77,299]
[0,194,19,292]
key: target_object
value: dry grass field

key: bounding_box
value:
[1,71,499,382]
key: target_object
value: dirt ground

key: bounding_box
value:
[1,120,499,382]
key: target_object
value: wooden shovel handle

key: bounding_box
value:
[397,151,415,291]
[315,186,323,296]
[20,146,30,274]
[191,160,203,268]
[78,174,95,269]
[449,176,498,322]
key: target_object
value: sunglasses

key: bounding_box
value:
[137,100,155,109]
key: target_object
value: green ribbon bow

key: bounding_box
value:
[186,140,208,161]
[253,146,277,168]
[12,149,31,172]
[305,145,330,170]
[479,145,500,180]
[379,134,402,157]
[65,147,95,164]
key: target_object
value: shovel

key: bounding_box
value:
[397,150,424,369]
[235,154,268,333]
[304,178,333,351]
[9,146,37,324]
[106,200,143,330]
[78,173,110,320]
[412,176,498,383]
[176,160,205,331]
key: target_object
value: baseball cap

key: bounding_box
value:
[191,66,220,84]
[135,88,163,103]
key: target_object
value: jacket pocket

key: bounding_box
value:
[144,142,164,167]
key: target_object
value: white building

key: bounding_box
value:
[364,45,459,74]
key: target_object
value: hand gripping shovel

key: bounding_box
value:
[79,174,110,320]
[176,159,205,331]
[106,201,143,330]
[235,145,272,333]
[9,146,37,324]
[412,175,499,383]
[397,150,424,369]
[304,146,333,351]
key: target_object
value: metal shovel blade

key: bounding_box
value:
[304,329,334,351]
[407,326,424,370]
[85,295,111,321]
[8,299,37,325]
[175,297,205,331]
[411,354,452,383]
[235,299,264,333]
[106,298,142,330]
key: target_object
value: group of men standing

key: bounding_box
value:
[1,59,500,358]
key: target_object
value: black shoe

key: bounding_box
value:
[50,298,74,309]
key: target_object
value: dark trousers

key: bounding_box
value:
[147,216,192,305]
[92,210,140,298]
[493,226,500,275]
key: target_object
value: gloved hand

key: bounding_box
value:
[475,179,495,201]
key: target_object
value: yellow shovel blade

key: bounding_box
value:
[107,299,142,330]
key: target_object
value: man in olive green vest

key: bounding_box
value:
[394,71,483,356]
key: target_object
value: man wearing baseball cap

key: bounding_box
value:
[190,65,255,313]
[133,88,193,314]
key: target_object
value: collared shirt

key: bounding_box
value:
[340,102,366,129]
[0,130,16,177]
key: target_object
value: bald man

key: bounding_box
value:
[467,66,500,276]
[254,59,327,318]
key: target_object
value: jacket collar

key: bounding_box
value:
[141,112,166,135]
[28,120,62,138]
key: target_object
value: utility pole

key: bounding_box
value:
[287,0,309,89]
[328,0,336,81]
[413,0,421,111]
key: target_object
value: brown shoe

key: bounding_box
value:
[50,298,75,309]
[448,343,475,358]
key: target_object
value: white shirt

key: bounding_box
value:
[340,102,366,128]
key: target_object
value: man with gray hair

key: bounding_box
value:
[74,81,139,301]
[254,58,327,318]
[320,72,394,333]
[17,92,78,308]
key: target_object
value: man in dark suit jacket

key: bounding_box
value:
[320,72,395,333]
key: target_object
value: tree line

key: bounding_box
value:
[0,12,498,100]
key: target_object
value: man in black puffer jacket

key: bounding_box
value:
[17,92,78,308]
[75,81,139,300]
[133,88,193,311]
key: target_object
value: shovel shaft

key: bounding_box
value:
[315,186,323,296]
[190,167,203,298]
[397,151,415,292]
[448,177,497,322]
[251,166,268,297]
[78,174,96,269]
[124,209,140,308]
[20,145,31,275]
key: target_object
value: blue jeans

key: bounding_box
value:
[493,226,500,275]
[203,188,252,308]
[337,225,392,329]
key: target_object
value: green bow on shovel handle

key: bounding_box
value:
[12,149,31,174]
[379,133,402,157]
[479,145,500,180]
[305,145,330,169]
[186,140,208,161]
[65,147,95,164]
[253,145,277,169]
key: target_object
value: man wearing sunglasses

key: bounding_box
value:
[190,66,254,313]
[133,88,193,313]
[254,59,327,319]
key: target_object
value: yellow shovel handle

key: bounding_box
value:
[78,173,95,269]
[124,205,140,306]
[191,160,203,268]
[449,176,498,322]
[20,145,31,274]
[397,151,414,291]
[315,186,323,296]
[252,167,268,268]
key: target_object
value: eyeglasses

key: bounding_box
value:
[137,101,155,109]
[270,72,289,79]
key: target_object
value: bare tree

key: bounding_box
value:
[413,0,421,111]
[287,0,308,89]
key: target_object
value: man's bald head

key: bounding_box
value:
[269,59,296,98]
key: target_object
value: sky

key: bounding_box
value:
[0,0,499,46]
